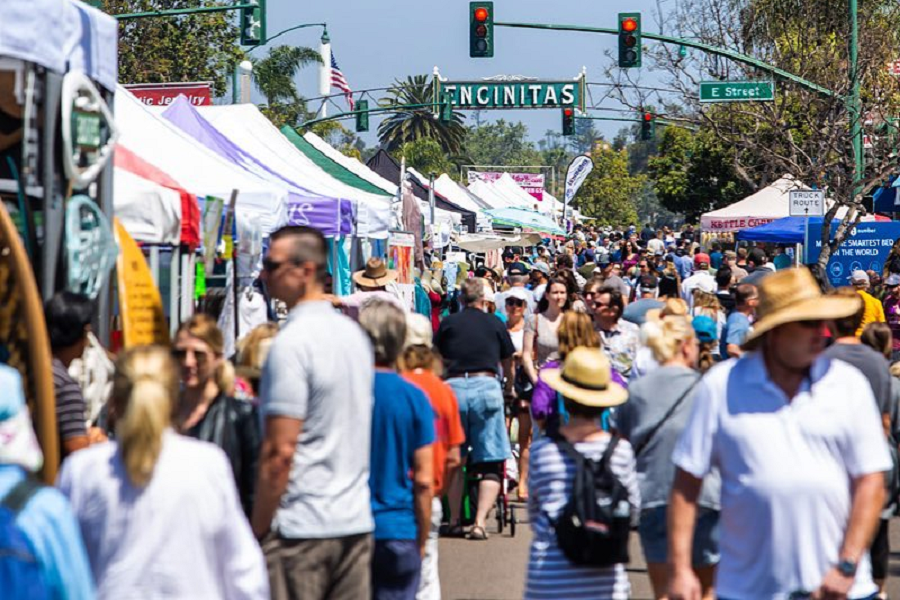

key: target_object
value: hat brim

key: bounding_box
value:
[352,269,398,287]
[741,295,861,351]
[541,369,629,408]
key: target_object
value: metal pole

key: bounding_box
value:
[318,28,331,119]
[429,174,436,226]
[849,0,862,195]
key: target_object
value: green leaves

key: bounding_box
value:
[377,76,466,155]
[575,147,642,226]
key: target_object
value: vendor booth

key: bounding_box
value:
[701,175,805,234]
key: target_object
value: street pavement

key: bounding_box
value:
[439,514,900,599]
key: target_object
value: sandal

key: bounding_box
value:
[467,525,489,541]
[441,523,467,538]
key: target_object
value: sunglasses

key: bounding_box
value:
[171,348,211,366]
[505,298,525,307]
[262,257,299,273]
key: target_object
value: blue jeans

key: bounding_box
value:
[372,539,421,600]
[447,375,511,464]
[638,505,720,566]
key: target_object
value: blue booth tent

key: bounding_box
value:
[736,216,841,244]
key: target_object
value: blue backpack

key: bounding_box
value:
[0,477,50,599]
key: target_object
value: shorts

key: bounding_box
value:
[638,505,720,567]
[447,375,511,464]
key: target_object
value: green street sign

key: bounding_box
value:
[440,80,584,111]
[699,80,775,103]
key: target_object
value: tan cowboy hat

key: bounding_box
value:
[353,257,398,287]
[541,347,629,408]
[742,267,861,350]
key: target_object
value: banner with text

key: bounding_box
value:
[804,221,900,287]
[440,79,585,111]
[125,82,212,107]
[467,171,544,201]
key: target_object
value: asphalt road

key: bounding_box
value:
[439,513,900,600]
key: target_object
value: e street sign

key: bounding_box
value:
[699,80,775,103]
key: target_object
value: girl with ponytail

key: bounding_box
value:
[173,314,260,517]
[57,346,269,599]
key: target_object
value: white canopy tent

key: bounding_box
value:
[493,173,542,212]
[195,104,392,239]
[700,175,815,234]
[113,168,182,246]
[405,168,462,228]
[115,88,290,234]
[433,174,492,231]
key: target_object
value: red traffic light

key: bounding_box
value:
[622,18,638,32]
[564,108,574,117]
[643,112,653,121]
[474,7,489,21]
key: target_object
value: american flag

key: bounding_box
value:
[330,54,354,111]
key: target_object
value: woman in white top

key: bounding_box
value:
[57,346,268,600]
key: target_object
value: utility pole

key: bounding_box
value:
[318,28,331,119]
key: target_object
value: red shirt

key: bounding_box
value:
[402,369,465,495]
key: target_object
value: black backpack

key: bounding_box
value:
[549,434,632,567]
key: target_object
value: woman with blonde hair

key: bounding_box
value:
[530,311,627,436]
[691,290,725,360]
[616,315,720,600]
[173,314,260,516]
[57,346,268,599]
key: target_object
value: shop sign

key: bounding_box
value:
[124,82,212,107]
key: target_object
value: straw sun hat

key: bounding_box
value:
[353,257,398,288]
[541,347,628,408]
[741,267,860,350]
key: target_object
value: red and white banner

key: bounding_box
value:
[700,216,775,233]
[467,171,545,201]
[124,82,212,107]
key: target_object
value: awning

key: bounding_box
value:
[486,207,565,236]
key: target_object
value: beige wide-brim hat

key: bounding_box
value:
[742,267,861,350]
[353,257,398,287]
[542,347,629,408]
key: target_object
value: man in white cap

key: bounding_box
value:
[530,261,551,303]
[850,269,886,336]
[0,365,94,598]
[669,268,891,600]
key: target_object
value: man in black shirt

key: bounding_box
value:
[435,278,515,540]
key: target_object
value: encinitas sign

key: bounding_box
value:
[439,80,585,111]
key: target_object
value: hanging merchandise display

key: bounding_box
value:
[61,71,118,190]
[64,195,118,300]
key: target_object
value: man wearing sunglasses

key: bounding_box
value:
[253,226,376,599]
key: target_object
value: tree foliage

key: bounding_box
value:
[463,120,542,167]
[378,76,466,155]
[251,45,321,129]
[575,147,642,226]
[606,0,900,272]
[102,0,243,97]
[648,126,750,219]
[398,138,455,177]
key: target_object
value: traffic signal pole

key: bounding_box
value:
[494,15,863,194]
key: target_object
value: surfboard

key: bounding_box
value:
[0,199,58,483]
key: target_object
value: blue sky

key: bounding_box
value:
[263,0,666,148]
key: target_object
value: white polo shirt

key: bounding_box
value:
[673,352,891,600]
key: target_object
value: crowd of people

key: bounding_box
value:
[4,221,900,599]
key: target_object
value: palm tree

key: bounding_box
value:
[250,45,322,127]
[377,75,466,155]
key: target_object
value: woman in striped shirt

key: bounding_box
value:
[525,347,640,600]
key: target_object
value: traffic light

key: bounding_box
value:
[356,99,369,133]
[562,106,575,136]
[618,13,641,68]
[439,97,453,123]
[241,0,267,46]
[470,2,494,58]
[640,111,654,141]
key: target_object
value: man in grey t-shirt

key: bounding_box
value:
[254,226,375,599]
